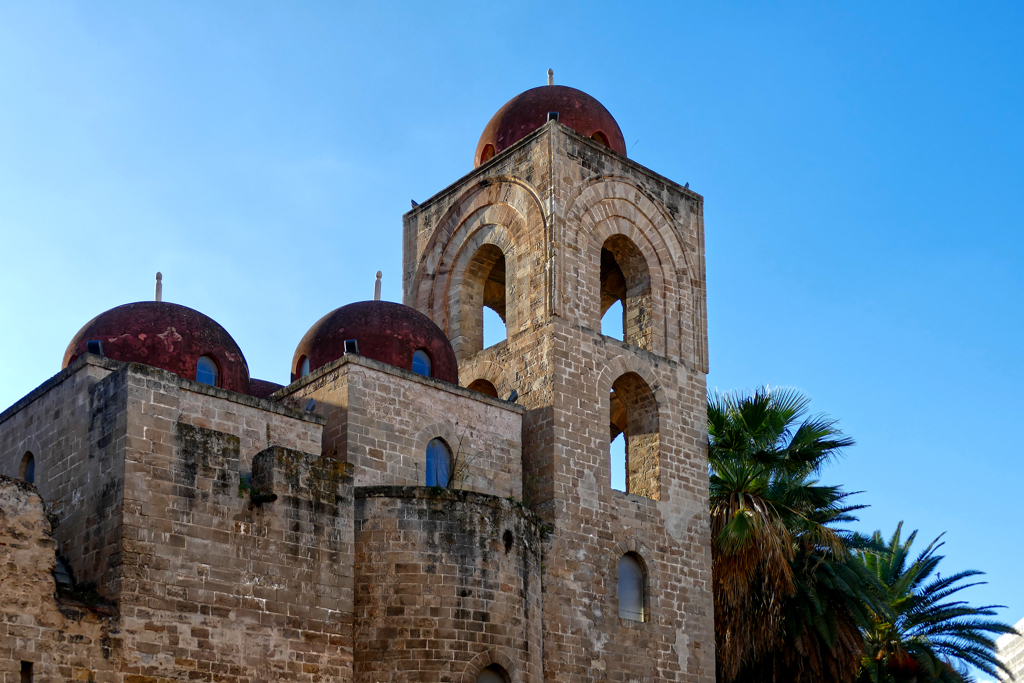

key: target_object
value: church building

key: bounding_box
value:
[0,74,714,683]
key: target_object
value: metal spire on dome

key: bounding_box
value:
[374,271,382,301]
[155,272,163,302]
[547,68,554,86]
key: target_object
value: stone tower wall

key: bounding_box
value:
[403,123,715,683]
[354,487,544,683]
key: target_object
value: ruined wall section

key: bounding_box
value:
[0,476,117,682]
[354,487,543,683]
[279,356,525,499]
[0,355,127,596]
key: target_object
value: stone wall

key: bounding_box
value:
[278,356,525,499]
[0,356,125,595]
[353,487,543,683]
[0,475,116,682]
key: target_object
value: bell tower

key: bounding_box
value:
[403,76,714,683]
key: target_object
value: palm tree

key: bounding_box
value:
[855,523,1018,683]
[709,386,876,683]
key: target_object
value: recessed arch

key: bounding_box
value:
[563,176,704,367]
[591,130,609,147]
[601,234,653,350]
[411,178,547,352]
[467,378,499,398]
[609,371,660,500]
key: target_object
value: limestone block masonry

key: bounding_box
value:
[1,105,714,682]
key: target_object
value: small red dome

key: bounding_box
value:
[292,301,458,384]
[63,301,250,393]
[249,378,284,399]
[475,84,626,167]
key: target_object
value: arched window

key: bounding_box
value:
[467,379,499,398]
[480,144,496,164]
[609,372,660,500]
[196,355,219,387]
[600,235,652,350]
[411,349,432,377]
[592,130,610,147]
[19,452,35,484]
[618,553,646,621]
[601,300,624,341]
[425,438,451,487]
[298,356,310,377]
[476,665,508,683]
[463,244,509,355]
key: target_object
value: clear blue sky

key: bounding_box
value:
[2,0,1022,659]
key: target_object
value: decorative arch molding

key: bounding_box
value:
[459,359,512,398]
[410,178,548,359]
[596,357,666,408]
[459,650,521,683]
[564,176,701,365]
[441,223,520,358]
[412,177,548,324]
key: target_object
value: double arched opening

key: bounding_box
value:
[599,234,653,351]
[609,372,660,500]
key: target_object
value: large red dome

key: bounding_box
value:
[63,301,250,394]
[474,84,626,167]
[292,301,459,384]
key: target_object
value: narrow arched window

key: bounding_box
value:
[299,356,310,377]
[592,130,609,147]
[461,243,509,356]
[19,452,35,484]
[196,355,219,387]
[412,349,432,377]
[618,553,645,621]
[600,235,652,350]
[425,438,451,487]
[610,373,660,500]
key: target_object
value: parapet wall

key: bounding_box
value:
[354,487,544,683]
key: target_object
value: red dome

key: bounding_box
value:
[63,301,250,394]
[249,378,284,399]
[475,84,626,167]
[292,301,458,384]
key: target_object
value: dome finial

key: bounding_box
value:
[547,68,554,86]
[155,272,163,302]
[374,271,383,301]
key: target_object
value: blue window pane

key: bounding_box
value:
[299,356,310,377]
[412,349,431,377]
[618,554,645,621]
[426,438,451,487]
[196,355,219,386]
